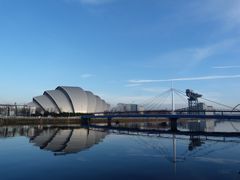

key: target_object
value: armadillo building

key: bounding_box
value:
[28,86,110,114]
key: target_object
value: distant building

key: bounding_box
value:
[198,103,214,115]
[0,104,31,117]
[112,103,140,112]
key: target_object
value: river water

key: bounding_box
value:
[0,119,240,180]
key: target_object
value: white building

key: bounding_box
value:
[113,103,139,112]
[28,86,110,114]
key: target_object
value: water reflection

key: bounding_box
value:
[110,119,240,132]
[1,119,240,157]
[0,120,240,179]
[0,125,107,155]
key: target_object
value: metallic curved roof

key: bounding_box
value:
[30,86,109,114]
[57,86,88,113]
[95,96,103,113]
[85,91,97,113]
[44,90,73,113]
[33,95,60,113]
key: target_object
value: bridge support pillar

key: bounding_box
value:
[81,117,90,126]
[7,106,10,117]
[107,117,112,127]
[170,118,178,132]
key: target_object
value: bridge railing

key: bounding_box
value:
[102,110,240,116]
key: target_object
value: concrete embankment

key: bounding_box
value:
[0,116,168,126]
[0,117,82,126]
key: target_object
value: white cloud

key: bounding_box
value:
[80,73,94,78]
[129,74,240,84]
[213,65,240,69]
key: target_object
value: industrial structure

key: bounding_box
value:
[175,89,214,114]
[186,89,203,112]
[28,86,110,115]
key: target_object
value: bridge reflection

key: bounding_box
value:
[0,121,240,159]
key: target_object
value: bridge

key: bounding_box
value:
[81,88,240,131]
[81,112,240,131]
[82,111,240,120]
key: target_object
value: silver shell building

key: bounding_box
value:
[29,86,110,114]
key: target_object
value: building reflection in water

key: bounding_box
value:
[0,126,107,155]
[31,127,107,155]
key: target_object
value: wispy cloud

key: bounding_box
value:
[141,87,168,93]
[69,0,115,5]
[213,65,240,69]
[80,73,94,78]
[125,83,142,87]
[129,74,240,84]
[187,0,240,31]
[209,0,240,30]
[143,38,239,70]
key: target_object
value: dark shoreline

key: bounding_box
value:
[0,116,168,126]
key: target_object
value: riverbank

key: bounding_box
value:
[0,116,168,126]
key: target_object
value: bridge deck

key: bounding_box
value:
[83,113,240,120]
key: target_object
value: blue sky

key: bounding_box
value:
[0,0,240,106]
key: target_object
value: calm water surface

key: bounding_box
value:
[0,120,240,180]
